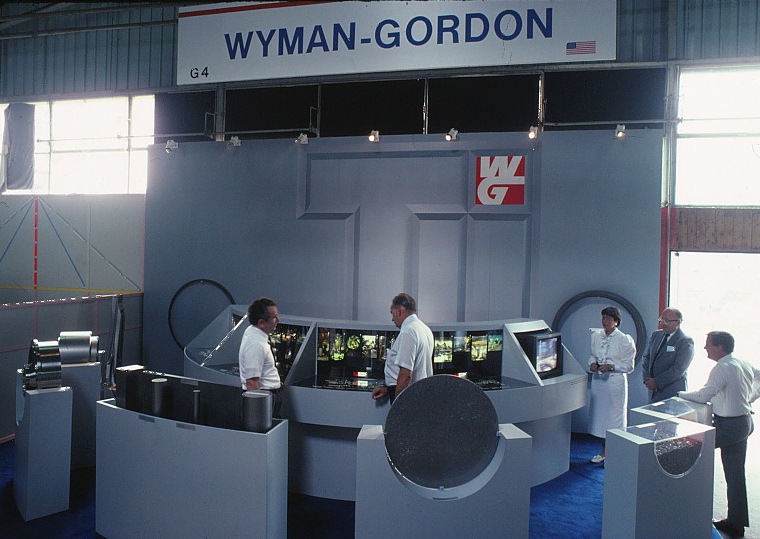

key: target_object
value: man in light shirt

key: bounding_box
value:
[371,293,433,402]
[239,297,283,415]
[679,331,760,538]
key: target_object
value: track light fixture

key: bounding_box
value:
[369,130,380,142]
[446,128,458,141]
[615,124,626,138]
[165,140,178,153]
[295,133,309,144]
[227,136,241,148]
[528,126,539,140]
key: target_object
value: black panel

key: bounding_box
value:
[428,75,539,134]
[225,86,318,139]
[154,91,216,143]
[320,79,425,137]
[544,69,667,127]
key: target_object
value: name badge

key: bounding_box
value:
[666,345,676,352]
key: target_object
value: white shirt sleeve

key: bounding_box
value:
[392,329,419,372]
[680,362,726,404]
[615,333,636,374]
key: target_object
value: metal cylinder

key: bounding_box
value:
[23,339,62,390]
[58,331,99,364]
[151,378,168,417]
[192,389,201,424]
[242,390,272,433]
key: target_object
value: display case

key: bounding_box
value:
[184,307,588,500]
[602,418,715,539]
[629,396,712,427]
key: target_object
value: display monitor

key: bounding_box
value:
[516,330,563,379]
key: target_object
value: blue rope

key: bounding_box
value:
[0,199,33,267]
[40,202,86,287]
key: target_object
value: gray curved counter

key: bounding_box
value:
[185,307,587,501]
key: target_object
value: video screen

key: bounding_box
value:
[433,332,453,364]
[269,323,308,378]
[487,333,503,352]
[535,336,558,373]
[471,333,487,362]
[317,328,396,381]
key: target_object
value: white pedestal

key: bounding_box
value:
[96,399,288,538]
[14,387,73,521]
[602,418,715,539]
[355,423,532,538]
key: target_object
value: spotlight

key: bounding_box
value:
[295,133,309,144]
[227,136,241,148]
[528,126,538,140]
[445,128,458,141]
[615,124,626,138]
[165,140,178,153]
[369,130,380,142]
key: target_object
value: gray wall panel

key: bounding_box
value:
[143,132,661,376]
[465,217,529,322]
[534,130,662,411]
[417,218,463,323]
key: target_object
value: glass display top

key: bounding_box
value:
[625,418,709,442]
[636,397,710,417]
[292,374,532,392]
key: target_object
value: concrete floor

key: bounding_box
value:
[713,425,759,539]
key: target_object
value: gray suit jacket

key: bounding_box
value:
[640,327,695,402]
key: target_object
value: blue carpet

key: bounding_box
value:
[0,434,722,538]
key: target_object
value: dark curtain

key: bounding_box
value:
[2,103,35,191]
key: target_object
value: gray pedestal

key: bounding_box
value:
[96,399,288,539]
[14,387,73,521]
[356,423,532,538]
[629,396,712,427]
[61,362,101,468]
[602,418,715,539]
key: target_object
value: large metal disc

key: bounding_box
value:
[384,374,499,489]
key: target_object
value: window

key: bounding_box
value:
[1,95,154,195]
[675,67,760,205]
[669,251,760,387]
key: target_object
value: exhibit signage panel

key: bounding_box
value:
[177,0,617,85]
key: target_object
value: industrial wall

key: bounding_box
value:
[143,130,662,419]
[3,1,760,99]
[0,195,144,304]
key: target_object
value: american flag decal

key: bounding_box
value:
[566,41,597,55]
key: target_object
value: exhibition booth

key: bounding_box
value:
[185,305,588,500]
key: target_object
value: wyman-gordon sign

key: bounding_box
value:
[178,1,616,85]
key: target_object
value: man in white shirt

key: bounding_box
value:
[371,293,433,402]
[679,331,760,538]
[239,297,283,414]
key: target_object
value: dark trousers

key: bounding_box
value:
[263,388,282,418]
[714,413,754,526]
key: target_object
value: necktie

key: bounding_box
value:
[650,333,669,377]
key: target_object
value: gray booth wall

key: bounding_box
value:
[144,130,662,414]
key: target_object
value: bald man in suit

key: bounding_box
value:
[641,307,694,402]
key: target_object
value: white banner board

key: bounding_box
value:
[177,1,616,85]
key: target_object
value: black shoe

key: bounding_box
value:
[713,519,745,537]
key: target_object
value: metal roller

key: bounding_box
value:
[58,331,99,364]
[22,339,62,390]
[242,390,272,433]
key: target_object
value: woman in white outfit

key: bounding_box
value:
[588,306,636,463]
